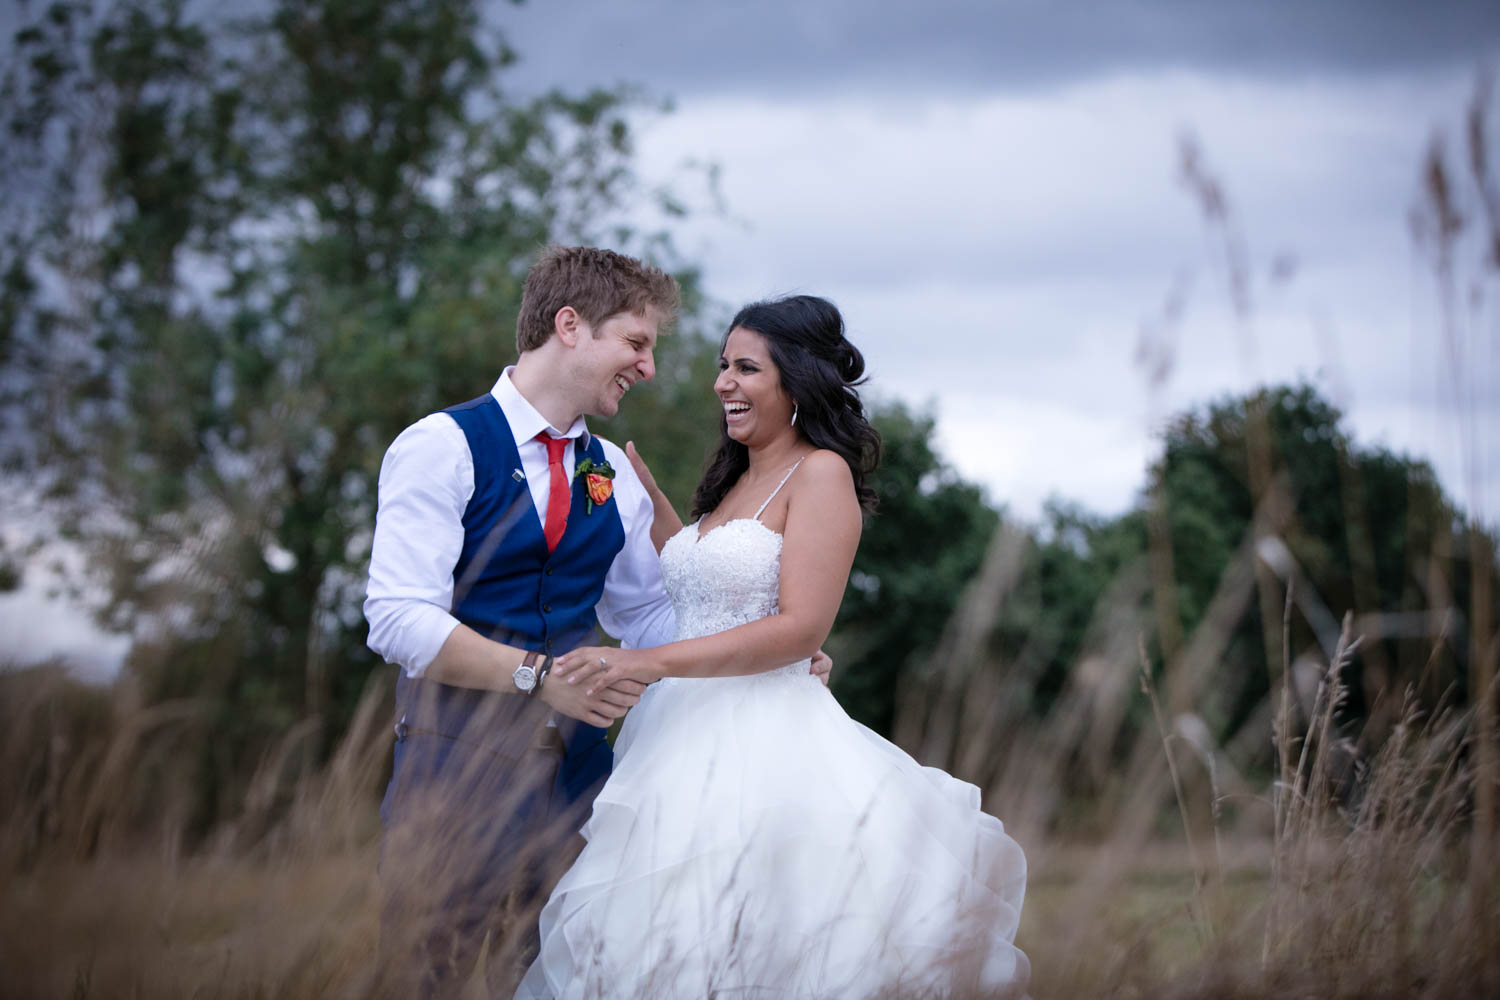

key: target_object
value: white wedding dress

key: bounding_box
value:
[518,478,1029,1000]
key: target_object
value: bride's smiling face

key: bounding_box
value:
[715,327,795,445]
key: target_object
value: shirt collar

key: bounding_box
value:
[492,367,591,447]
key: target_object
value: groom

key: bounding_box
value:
[365,245,684,997]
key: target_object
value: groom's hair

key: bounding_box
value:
[516,245,680,352]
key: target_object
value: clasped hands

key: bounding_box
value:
[537,668,647,729]
[551,646,834,703]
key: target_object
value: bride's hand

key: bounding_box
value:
[627,440,684,551]
[554,646,664,695]
[625,441,663,500]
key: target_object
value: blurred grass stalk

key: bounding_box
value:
[2,79,1499,1000]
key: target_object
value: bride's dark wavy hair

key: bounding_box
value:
[691,295,881,519]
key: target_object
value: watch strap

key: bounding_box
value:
[520,650,553,696]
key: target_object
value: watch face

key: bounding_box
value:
[514,664,538,692]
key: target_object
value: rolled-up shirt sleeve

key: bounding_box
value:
[594,439,676,650]
[364,413,472,677]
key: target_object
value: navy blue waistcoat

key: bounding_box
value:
[388,394,624,814]
[445,393,626,649]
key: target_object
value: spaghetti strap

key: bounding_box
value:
[753,456,807,521]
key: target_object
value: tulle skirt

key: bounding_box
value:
[517,667,1029,999]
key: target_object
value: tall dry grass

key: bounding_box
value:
[2,77,1498,1000]
[3,520,1493,999]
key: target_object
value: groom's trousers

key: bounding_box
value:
[377,627,611,999]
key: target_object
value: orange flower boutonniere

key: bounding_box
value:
[574,456,615,514]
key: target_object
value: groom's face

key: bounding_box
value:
[572,307,660,418]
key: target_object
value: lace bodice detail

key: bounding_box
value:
[658,519,812,679]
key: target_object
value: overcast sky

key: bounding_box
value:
[502,0,1500,94]
[4,0,1498,676]
[500,0,1499,525]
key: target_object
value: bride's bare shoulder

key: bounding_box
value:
[799,448,850,474]
[780,450,861,550]
[791,450,856,502]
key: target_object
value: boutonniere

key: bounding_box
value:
[573,456,615,514]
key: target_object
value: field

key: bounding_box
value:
[3,549,1496,1000]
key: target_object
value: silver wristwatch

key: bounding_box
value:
[514,650,552,696]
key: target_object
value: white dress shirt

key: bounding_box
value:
[364,368,675,677]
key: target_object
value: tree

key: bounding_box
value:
[1149,383,1497,751]
[0,0,704,817]
[990,500,1148,718]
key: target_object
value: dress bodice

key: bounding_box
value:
[658,518,812,679]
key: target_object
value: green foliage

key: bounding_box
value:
[1148,383,1495,748]
[994,501,1149,718]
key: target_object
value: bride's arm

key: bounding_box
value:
[554,450,861,687]
[626,441,684,553]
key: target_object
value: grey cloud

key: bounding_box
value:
[498,0,1500,98]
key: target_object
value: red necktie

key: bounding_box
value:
[536,432,570,553]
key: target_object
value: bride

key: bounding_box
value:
[516,295,1028,999]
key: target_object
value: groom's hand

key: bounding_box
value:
[539,671,645,728]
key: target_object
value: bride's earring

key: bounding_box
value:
[790,403,798,427]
